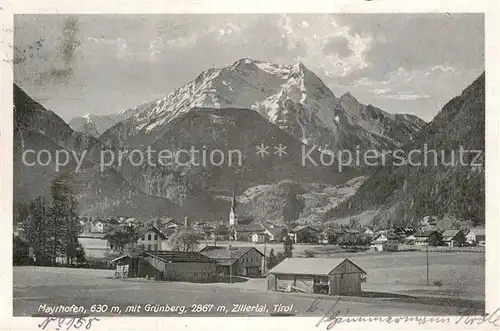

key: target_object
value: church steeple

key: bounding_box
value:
[229,191,238,226]
[231,191,237,210]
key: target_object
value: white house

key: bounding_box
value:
[465,228,485,246]
[442,230,466,247]
[370,233,399,252]
[251,232,267,243]
[137,226,166,251]
[404,235,416,245]
[261,223,284,242]
[91,220,104,233]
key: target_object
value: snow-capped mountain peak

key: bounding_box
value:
[100,58,425,151]
[124,58,340,139]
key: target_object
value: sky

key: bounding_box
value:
[14,14,484,122]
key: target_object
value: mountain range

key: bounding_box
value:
[14,58,483,226]
[76,59,426,152]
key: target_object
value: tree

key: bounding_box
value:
[355,234,371,246]
[21,196,50,265]
[75,241,86,264]
[105,224,139,255]
[282,230,293,258]
[428,232,444,247]
[454,231,467,247]
[304,250,315,258]
[348,217,360,229]
[167,227,200,252]
[266,249,279,270]
[13,236,30,265]
[49,173,81,264]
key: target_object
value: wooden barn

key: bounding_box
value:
[112,250,217,282]
[266,258,366,295]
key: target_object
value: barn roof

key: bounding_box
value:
[231,223,263,233]
[290,225,319,233]
[267,257,366,276]
[414,230,438,238]
[141,250,216,263]
[442,229,462,238]
[199,246,264,265]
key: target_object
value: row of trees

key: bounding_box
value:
[14,174,85,265]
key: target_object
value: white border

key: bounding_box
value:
[1,1,499,331]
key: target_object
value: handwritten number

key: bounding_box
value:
[74,317,84,329]
[86,317,100,329]
[65,317,76,330]
[38,317,57,330]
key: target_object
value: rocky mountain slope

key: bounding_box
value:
[326,72,485,227]
[114,107,362,203]
[232,176,366,225]
[100,58,425,153]
[68,106,143,138]
[14,84,228,219]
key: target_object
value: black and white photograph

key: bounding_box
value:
[3,4,495,329]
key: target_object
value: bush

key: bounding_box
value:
[304,250,315,258]
[433,280,443,287]
[81,259,114,270]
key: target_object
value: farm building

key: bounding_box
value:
[413,230,440,246]
[112,250,217,281]
[465,228,486,246]
[288,225,320,244]
[442,230,466,247]
[251,232,267,243]
[266,258,367,295]
[370,233,399,251]
[261,223,285,242]
[199,246,264,277]
[230,223,263,241]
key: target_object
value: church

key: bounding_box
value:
[228,193,263,241]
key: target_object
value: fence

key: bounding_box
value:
[398,244,484,253]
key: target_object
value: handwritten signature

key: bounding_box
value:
[306,298,500,329]
[38,316,100,330]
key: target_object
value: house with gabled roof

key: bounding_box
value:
[465,228,485,246]
[104,224,166,252]
[413,230,440,246]
[266,257,367,295]
[230,223,263,241]
[370,233,399,251]
[261,222,285,242]
[199,245,264,277]
[288,225,320,244]
[442,229,466,247]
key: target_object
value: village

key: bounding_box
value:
[13,189,485,305]
[36,194,482,297]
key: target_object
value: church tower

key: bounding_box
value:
[229,192,239,226]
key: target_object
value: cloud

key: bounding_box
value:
[380,92,431,100]
[322,36,351,58]
[370,88,392,95]
[273,14,372,78]
[13,14,484,123]
[334,13,484,85]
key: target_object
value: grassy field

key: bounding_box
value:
[13,266,483,316]
[341,251,485,301]
[201,242,484,301]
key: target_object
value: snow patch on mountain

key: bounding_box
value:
[102,58,425,151]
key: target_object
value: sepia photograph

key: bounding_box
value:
[5,7,492,327]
